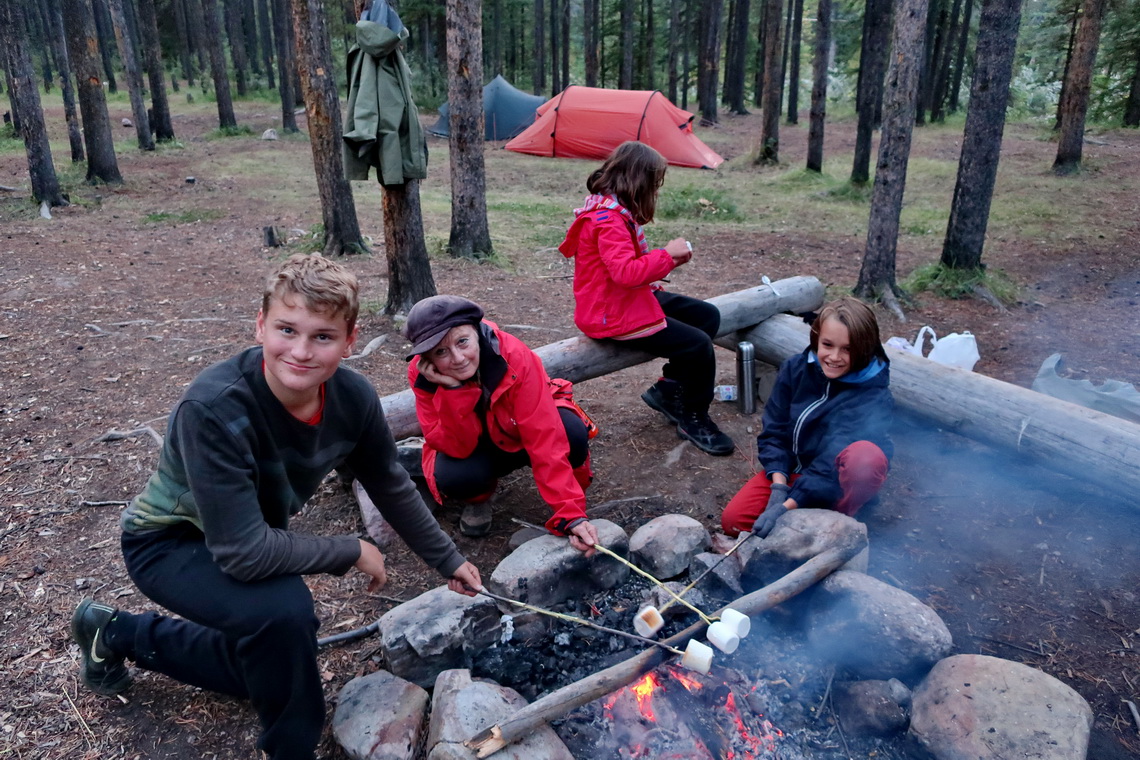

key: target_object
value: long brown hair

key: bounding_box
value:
[809,298,888,373]
[586,141,668,225]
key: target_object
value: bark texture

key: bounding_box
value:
[136,0,175,141]
[940,0,1023,270]
[1126,46,1140,127]
[723,0,752,114]
[108,0,155,150]
[290,0,366,256]
[274,0,299,132]
[756,0,784,162]
[696,0,724,124]
[806,0,832,172]
[786,0,804,123]
[851,0,893,183]
[856,0,928,300]
[382,181,437,315]
[200,0,238,128]
[48,4,87,162]
[1053,0,1105,174]
[62,0,123,183]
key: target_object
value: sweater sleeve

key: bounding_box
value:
[593,217,675,289]
[178,401,362,582]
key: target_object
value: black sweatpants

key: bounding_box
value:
[434,407,589,500]
[613,291,721,411]
[115,524,324,760]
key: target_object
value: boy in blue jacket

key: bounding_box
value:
[722,298,893,537]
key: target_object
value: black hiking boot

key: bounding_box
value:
[71,598,132,696]
[395,436,425,479]
[641,378,686,425]
[677,409,735,456]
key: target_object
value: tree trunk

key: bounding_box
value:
[681,0,692,107]
[382,181,438,314]
[291,0,366,256]
[754,0,767,107]
[723,0,751,114]
[561,0,569,90]
[49,5,87,162]
[550,0,560,94]
[173,0,196,85]
[928,0,961,122]
[90,0,119,93]
[1126,46,1140,127]
[855,0,928,301]
[243,0,261,78]
[756,0,783,162]
[786,0,803,123]
[666,0,679,102]
[1053,0,1105,174]
[136,0,176,141]
[200,0,238,127]
[27,1,54,94]
[696,0,723,124]
[947,0,972,112]
[533,0,545,94]
[642,0,655,90]
[258,0,276,89]
[224,0,251,96]
[940,0,1022,270]
[916,0,944,124]
[619,0,634,89]
[1,0,67,207]
[62,0,123,183]
[584,0,598,86]
[274,0,299,131]
[108,0,155,150]
[446,0,494,259]
[1053,0,1080,131]
[851,0,893,183]
[806,0,831,172]
[3,60,22,133]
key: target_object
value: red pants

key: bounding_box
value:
[720,441,889,536]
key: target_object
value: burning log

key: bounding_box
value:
[378,276,825,440]
[718,314,1140,506]
[464,528,867,758]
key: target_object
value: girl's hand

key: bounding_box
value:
[418,356,462,389]
[665,237,692,266]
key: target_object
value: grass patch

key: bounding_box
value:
[658,185,742,221]
[207,125,256,139]
[144,209,226,224]
[819,181,873,203]
[0,124,22,152]
[903,262,1020,304]
[288,224,327,254]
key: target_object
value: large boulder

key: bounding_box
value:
[333,669,429,760]
[628,514,711,579]
[489,519,629,609]
[909,654,1093,760]
[806,570,953,681]
[739,509,868,590]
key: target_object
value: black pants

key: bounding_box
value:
[435,407,589,500]
[614,291,721,411]
[116,524,323,760]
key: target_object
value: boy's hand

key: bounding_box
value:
[448,561,483,596]
[665,238,693,267]
[355,539,388,593]
[569,520,599,556]
[417,356,462,389]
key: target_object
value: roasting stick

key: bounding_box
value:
[469,585,685,655]
[657,530,759,614]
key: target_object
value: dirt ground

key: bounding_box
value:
[1,99,1138,760]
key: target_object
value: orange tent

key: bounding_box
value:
[504,86,724,170]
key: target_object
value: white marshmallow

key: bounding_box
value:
[706,621,741,654]
[681,639,713,674]
[633,605,665,638]
[719,608,751,638]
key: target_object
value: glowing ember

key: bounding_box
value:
[724,691,782,757]
[668,668,705,692]
[630,673,660,721]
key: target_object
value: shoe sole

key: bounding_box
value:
[676,426,736,456]
[71,599,132,696]
[641,390,682,426]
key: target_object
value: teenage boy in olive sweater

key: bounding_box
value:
[71,254,482,760]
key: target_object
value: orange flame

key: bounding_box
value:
[630,672,660,721]
[668,668,705,692]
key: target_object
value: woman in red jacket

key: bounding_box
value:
[559,141,734,456]
[404,295,598,551]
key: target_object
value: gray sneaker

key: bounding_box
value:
[460,502,492,537]
[71,598,131,696]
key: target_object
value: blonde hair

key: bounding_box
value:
[586,141,668,225]
[262,254,360,333]
[809,298,887,372]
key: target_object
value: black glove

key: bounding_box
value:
[753,482,790,538]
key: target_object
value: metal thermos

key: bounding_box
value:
[736,341,756,414]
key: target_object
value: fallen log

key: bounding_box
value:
[379,276,825,439]
[718,314,1140,505]
[464,527,867,758]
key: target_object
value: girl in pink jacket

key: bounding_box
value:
[559,141,734,456]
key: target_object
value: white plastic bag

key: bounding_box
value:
[887,326,979,371]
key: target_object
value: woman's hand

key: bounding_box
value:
[664,238,693,267]
[355,539,388,593]
[568,520,599,556]
[447,561,483,596]
[418,356,462,389]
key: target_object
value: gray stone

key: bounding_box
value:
[507,527,546,550]
[832,679,911,737]
[426,669,574,760]
[332,669,428,760]
[261,128,278,140]
[806,570,953,681]
[489,519,629,609]
[629,514,711,579]
[740,510,868,589]
[689,551,744,598]
[910,655,1093,760]
[378,586,502,688]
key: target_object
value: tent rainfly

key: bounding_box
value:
[429,75,547,141]
[504,86,724,169]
